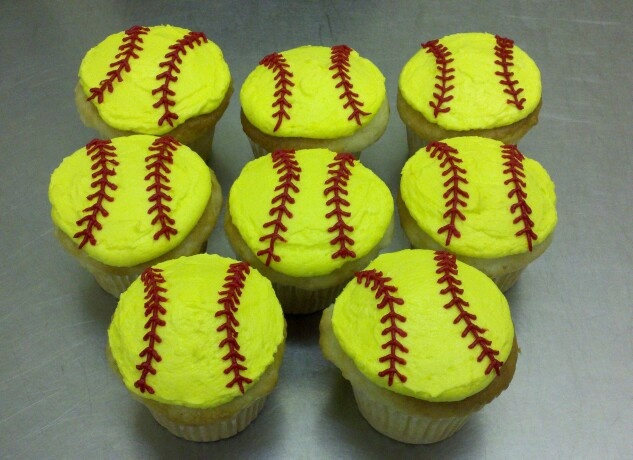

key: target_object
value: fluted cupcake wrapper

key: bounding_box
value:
[184,127,216,164]
[352,386,470,444]
[272,282,345,315]
[247,138,362,160]
[487,267,525,292]
[405,125,428,157]
[148,396,267,442]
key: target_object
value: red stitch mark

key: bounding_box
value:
[501,144,537,251]
[329,45,371,125]
[74,139,119,249]
[356,269,408,386]
[216,261,253,393]
[494,35,526,110]
[324,153,356,259]
[134,267,168,394]
[421,39,455,118]
[434,251,503,376]
[425,141,469,246]
[259,52,294,131]
[87,25,149,103]
[257,150,301,266]
[145,136,179,241]
[152,31,209,127]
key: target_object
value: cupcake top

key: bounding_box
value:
[399,32,541,131]
[49,135,213,267]
[240,45,386,139]
[400,136,557,258]
[108,254,285,408]
[331,249,514,402]
[228,148,393,277]
[78,25,231,135]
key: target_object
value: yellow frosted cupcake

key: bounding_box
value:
[320,249,518,444]
[399,136,557,291]
[49,135,222,297]
[107,253,286,441]
[225,148,394,314]
[398,32,542,154]
[76,25,232,162]
[240,45,388,157]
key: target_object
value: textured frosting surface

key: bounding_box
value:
[79,25,231,134]
[228,149,393,277]
[400,136,557,258]
[108,254,285,408]
[399,32,541,130]
[240,45,386,138]
[331,249,514,402]
[49,135,212,267]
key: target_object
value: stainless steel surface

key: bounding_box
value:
[1,1,631,458]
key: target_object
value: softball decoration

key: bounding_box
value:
[227,148,393,278]
[77,25,232,136]
[322,249,517,444]
[108,254,286,441]
[400,136,556,258]
[332,250,511,400]
[49,135,213,268]
[240,45,388,149]
[399,32,541,131]
[399,136,556,291]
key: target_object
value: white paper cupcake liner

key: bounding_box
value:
[247,138,362,159]
[488,267,525,292]
[184,127,215,164]
[88,269,143,298]
[405,125,429,157]
[148,395,267,442]
[352,386,470,444]
[272,282,346,315]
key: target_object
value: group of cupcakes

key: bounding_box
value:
[48,25,557,444]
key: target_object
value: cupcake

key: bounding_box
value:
[397,32,542,154]
[240,45,389,158]
[76,25,232,163]
[107,253,286,441]
[225,148,394,314]
[49,135,222,297]
[320,249,518,444]
[399,136,557,291]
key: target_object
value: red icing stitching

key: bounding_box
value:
[87,25,149,103]
[324,153,356,259]
[494,35,526,110]
[259,52,294,131]
[425,141,469,246]
[74,139,119,249]
[501,144,537,251]
[215,261,253,393]
[145,136,179,241]
[329,45,371,125]
[356,269,408,386]
[134,267,168,394]
[257,150,301,266]
[421,39,455,118]
[152,31,209,127]
[434,251,503,376]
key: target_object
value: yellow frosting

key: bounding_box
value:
[108,254,285,408]
[331,249,514,402]
[400,136,557,258]
[240,45,386,138]
[228,149,393,277]
[49,135,212,267]
[79,25,231,135]
[399,32,541,130]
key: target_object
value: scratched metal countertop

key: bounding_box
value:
[1,1,631,459]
